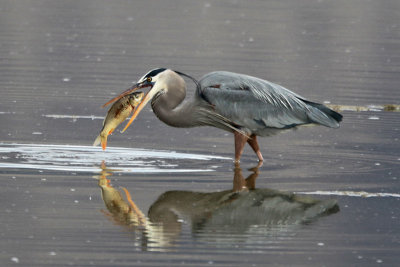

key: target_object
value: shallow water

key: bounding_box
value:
[1,0,399,266]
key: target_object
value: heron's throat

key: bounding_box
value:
[151,96,200,128]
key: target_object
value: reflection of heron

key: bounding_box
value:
[104,68,343,162]
[95,162,339,251]
[148,164,339,236]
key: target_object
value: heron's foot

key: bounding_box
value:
[256,151,264,162]
[247,135,264,162]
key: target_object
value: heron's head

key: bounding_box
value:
[102,68,172,132]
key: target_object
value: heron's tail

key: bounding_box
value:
[303,100,343,128]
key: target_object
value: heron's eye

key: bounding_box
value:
[146,77,152,83]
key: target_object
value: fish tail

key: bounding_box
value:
[93,135,101,147]
[93,134,108,150]
[101,136,108,150]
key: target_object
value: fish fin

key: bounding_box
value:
[93,135,101,146]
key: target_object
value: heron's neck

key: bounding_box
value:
[151,94,200,128]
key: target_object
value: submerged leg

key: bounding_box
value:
[247,135,264,162]
[234,131,248,162]
[233,162,246,192]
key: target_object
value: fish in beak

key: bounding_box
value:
[120,87,155,133]
[93,91,144,150]
[102,78,158,134]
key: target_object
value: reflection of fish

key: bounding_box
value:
[98,175,146,227]
[95,162,172,251]
[93,92,144,150]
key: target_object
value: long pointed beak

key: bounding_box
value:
[102,83,151,108]
[120,90,152,133]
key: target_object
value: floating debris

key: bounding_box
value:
[384,104,399,111]
[327,104,400,112]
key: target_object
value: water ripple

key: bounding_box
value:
[0,143,230,174]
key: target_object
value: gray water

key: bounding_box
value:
[1,0,399,266]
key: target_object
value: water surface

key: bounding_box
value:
[1,0,399,266]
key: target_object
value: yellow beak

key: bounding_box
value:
[121,91,152,133]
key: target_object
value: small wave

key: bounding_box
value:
[297,190,400,198]
[42,114,104,120]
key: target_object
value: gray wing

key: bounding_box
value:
[198,71,341,135]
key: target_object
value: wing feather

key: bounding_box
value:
[199,71,341,135]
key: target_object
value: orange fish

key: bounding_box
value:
[93,92,144,150]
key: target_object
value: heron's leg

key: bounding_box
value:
[247,135,264,162]
[234,132,248,162]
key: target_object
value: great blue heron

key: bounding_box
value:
[103,68,342,162]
